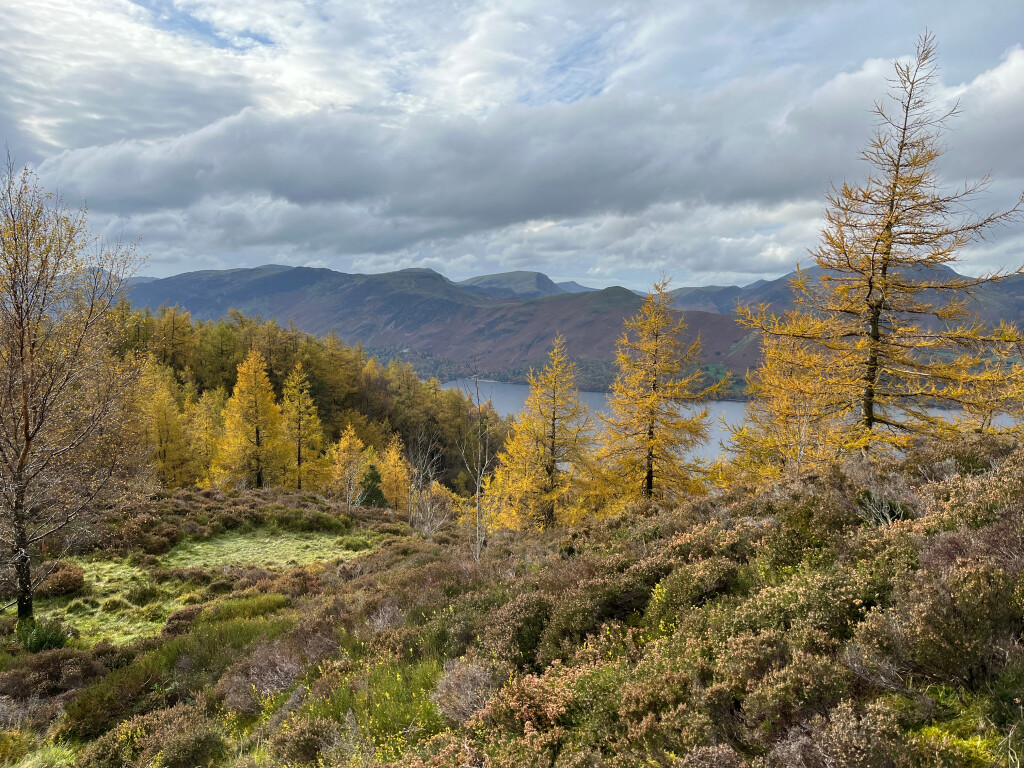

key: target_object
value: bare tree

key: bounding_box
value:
[0,158,142,621]
[457,375,501,560]
[406,423,446,534]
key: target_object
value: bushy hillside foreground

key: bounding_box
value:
[2,438,1024,767]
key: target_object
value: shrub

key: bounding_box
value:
[0,729,33,764]
[431,657,500,724]
[80,702,228,768]
[16,620,69,653]
[215,641,302,716]
[645,557,739,633]
[852,561,1020,689]
[741,652,848,741]
[538,562,665,666]
[124,582,163,606]
[272,714,339,765]
[35,562,85,599]
[482,592,552,670]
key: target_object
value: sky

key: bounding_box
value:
[2,1,1023,289]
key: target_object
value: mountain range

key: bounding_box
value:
[128,264,1024,391]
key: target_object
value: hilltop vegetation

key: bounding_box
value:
[2,442,1024,767]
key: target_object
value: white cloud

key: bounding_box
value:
[1,0,1021,287]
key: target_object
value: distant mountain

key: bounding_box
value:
[128,265,756,390]
[129,262,1024,391]
[458,271,564,299]
[668,265,1024,326]
[557,281,598,294]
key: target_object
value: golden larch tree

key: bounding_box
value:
[489,334,592,525]
[600,277,728,502]
[139,358,191,488]
[214,350,286,488]
[728,333,847,482]
[183,387,227,486]
[281,362,324,491]
[327,424,366,511]
[379,434,412,513]
[738,33,1024,459]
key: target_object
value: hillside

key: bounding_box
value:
[129,262,1024,390]
[3,437,1024,766]
[129,266,756,389]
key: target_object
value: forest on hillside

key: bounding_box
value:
[2,33,1024,768]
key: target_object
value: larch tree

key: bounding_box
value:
[738,33,1024,459]
[139,358,191,488]
[328,424,366,511]
[281,362,324,491]
[214,350,286,488]
[379,434,412,514]
[728,333,847,481]
[0,160,142,621]
[489,334,592,525]
[183,387,226,486]
[600,277,728,502]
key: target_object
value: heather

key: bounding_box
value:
[0,436,1017,766]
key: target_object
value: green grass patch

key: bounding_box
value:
[158,529,373,570]
[33,558,179,646]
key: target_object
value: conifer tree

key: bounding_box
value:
[281,362,324,491]
[356,449,387,508]
[139,359,191,487]
[728,333,846,481]
[328,424,366,511]
[489,335,592,525]
[214,350,286,488]
[379,434,412,513]
[183,387,227,486]
[600,277,728,501]
[738,33,1024,459]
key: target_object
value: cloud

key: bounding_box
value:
[2,0,1022,287]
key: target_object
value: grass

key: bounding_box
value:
[28,529,374,646]
[35,558,173,645]
[158,529,373,570]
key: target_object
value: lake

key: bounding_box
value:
[443,379,749,460]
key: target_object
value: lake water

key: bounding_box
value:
[443,379,748,460]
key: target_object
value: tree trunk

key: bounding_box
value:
[12,483,32,622]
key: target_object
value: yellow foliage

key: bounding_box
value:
[281,362,325,491]
[598,276,728,503]
[183,387,226,488]
[213,349,286,489]
[379,434,412,513]
[736,34,1024,465]
[327,424,366,510]
[487,334,593,528]
[138,358,191,488]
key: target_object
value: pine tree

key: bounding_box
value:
[214,350,286,488]
[738,33,1024,458]
[356,450,387,508]
[600,277,728,502]
[327,424,366,511]
[489,334,592,525]
[281,362,324,491]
